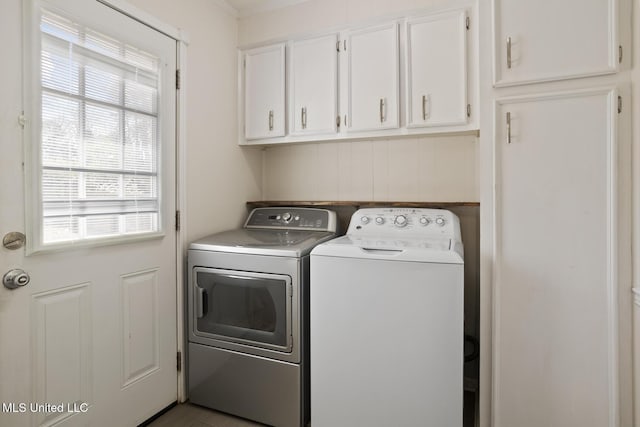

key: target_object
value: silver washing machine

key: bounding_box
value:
[187,207,337,427]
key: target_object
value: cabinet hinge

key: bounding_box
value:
[177,351,182,372]
[336,115,341,127]
[175,69,181,90]
[467,104,471,118]
[619,45,623,64]
[344,115,347,127]
[175,210,181,231]
[343,40,347,51]
[18,112,26,129]
[336,40,340,52]
[465,16,470,30]
[617,96,622,114]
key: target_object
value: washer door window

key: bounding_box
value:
[193,267,292,352]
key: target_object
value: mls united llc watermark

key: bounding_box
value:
[2,402,89,414]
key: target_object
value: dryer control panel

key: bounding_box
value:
[245,207,337,232]
[348,208,461,240]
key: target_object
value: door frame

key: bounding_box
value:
[22,0,190,403]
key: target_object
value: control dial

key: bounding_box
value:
[435,217,446,227]
[375,217,385,225]
[361,216,370,224]
[419,216,430,226]
[394,215,408,227]
[282,212,293,222]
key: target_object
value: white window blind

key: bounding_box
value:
[39,10,161,244]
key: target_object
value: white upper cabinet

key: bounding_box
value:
[406,10,468,128]
[493,0,618,86]
[289,34,339,136]
[243,43,286,140]
[345,22,399,132]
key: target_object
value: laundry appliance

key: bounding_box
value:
[310,207,464,427]
[188,207,337,427]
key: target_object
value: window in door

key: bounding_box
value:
[32,9,163,249]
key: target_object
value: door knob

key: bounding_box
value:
[3,269,30,289]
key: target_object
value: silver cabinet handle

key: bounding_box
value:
[268,110,274,131]
[506,112,512,144]
[422,94,430,121]
[506,37,512,69]
[301,107,307,129]
[379,98,386,123]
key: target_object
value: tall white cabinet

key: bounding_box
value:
[494,88,628,427]
[484,0,632,426]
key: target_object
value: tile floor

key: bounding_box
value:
[145,393,477,427]
[145,403,263,427]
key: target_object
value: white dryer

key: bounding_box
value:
[310,208,464,427]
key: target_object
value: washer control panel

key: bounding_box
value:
[245,207,337,232]
[349,208,460,240]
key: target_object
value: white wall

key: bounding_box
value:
[128,0,263,242]
[239,0,479,202]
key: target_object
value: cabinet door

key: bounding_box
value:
[406,10,468,128]
[346,22,399,132]
[289,34,338,136]
[494,0,618,86]
[494,88,624,427]
[244,44,285,140]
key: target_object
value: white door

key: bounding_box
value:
[493,88,628,427]
[0,1,178,426]
[243,44,286,140]
[406,10,468,128]
[345,22,399,132]
[493,0,618,85]
[289,34,338,136]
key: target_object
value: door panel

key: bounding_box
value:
[244,44,286,139]
[0,1,177,426]
[346,22,399,132]
[494,89,620,427]
[493,0,617,85]
[406,10,468,127]
[289,34,338,136]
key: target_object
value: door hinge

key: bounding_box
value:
[336,115,341,127]
[466,16,470,30]
[175,210,181,231]
[343,40,347,51]
[617,96,622,114]
[467,104,471,118]
[336,40,340,52]
[18,112,26,129]
[177,351,182,372]
[619,45,623,64]
[175,69,181,90]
